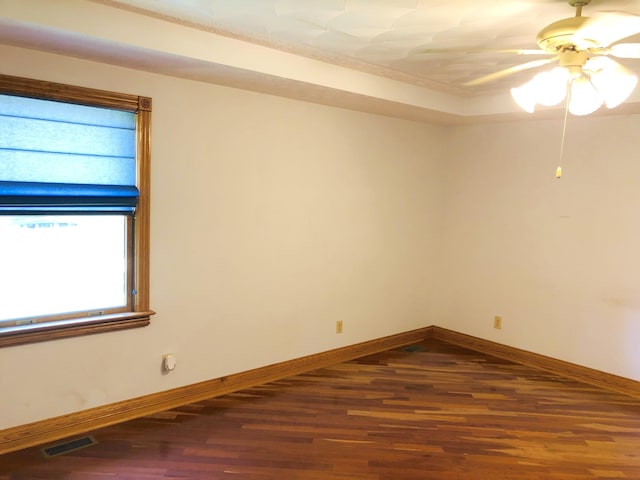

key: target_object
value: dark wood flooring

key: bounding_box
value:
[1,338,640,479]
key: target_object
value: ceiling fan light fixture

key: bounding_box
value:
[510,62,637,115]
[533,68,570,106]
[586,58,638,108]
[510,67,569,112]
[591,70,637,109]
[568,75,603,115]
[510,82,538,113]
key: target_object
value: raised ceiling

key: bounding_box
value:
[2,0,640,123]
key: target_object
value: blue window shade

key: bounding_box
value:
[0,94,138,213]
[0,181,138,214]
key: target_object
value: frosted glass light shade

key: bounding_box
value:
[569,76,603,116]
[511,82,537,113]
[586,57,638,109]
[510,68,569,113]
[533,68,570,106]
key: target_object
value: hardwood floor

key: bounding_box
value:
[1,338,639,479]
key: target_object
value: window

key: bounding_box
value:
[0,74,153,347]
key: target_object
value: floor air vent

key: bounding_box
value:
[403,344,426,353]
[42,436,98,458]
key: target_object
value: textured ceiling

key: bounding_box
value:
[3,0,640,123]
[99,0,640,96]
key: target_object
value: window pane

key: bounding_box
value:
[0,215,128,323]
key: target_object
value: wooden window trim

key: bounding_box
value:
[0,74,154,348]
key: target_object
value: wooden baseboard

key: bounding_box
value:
[0,327,432,456]
[431,326,640,399]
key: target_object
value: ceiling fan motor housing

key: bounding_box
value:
[536,16,597,52]
[559,50,589,76]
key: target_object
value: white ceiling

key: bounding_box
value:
[2,0,640,123]
[102,0,640,94]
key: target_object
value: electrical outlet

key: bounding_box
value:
[336,320,343,334]
[493,315,502,330]
[162,354,177,372]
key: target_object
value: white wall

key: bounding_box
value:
[3,42,640,433]
[0,46,447,429]
[442,115,640,381]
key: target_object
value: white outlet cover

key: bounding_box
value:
[163,354,177,371]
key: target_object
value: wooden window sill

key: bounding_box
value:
[0,311,155,348]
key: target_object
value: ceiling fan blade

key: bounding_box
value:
[411,47,549,56]
[463,57,557,87]
[574,11,640,47]
[608,43,640,59]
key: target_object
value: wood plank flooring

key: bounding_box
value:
[1,338,639,479]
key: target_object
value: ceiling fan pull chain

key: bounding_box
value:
[556,80,573,179]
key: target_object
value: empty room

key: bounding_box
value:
[1,1,640,478]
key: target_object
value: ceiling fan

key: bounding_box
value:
[422,0,640,115]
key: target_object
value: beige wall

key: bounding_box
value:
[0,46,447,429]
[442,117,640,381]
